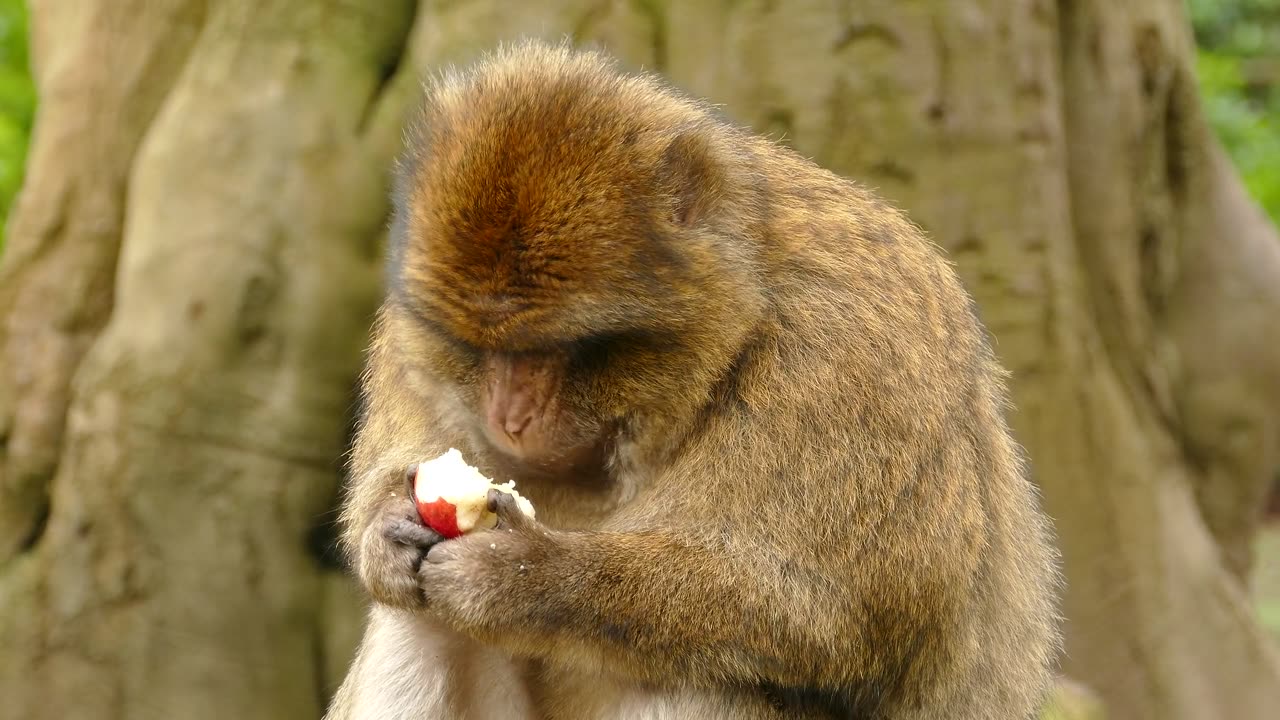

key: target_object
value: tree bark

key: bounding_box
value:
[0,0,206,561]
[0,2,419,718]
[1,1,1277,719]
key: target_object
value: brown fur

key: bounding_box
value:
[328,40,1060,720]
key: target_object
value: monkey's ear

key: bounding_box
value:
[658,129,723,226]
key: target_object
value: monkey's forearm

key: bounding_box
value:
[340,317,456,565]
[457,529,848,689]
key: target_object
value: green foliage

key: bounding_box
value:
[1198,52,1280,218]
[1189,0,1280,55]
[0,0,34,253]
[1189,0,1280,220]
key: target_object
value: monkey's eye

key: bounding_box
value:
[569,329,668,372]
[437,332,483,361]
[431,328,482,361]
[407,309,483,362]
[570,332,619,371]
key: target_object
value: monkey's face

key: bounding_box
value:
[444,339,612,473]
[389,163,685,474]
[390,198,709,476]
[399,303,681,475]
[388,68,763,474]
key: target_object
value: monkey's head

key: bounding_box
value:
[387,43,765,474]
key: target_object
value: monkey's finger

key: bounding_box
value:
[383,516,443,549]
[488,489,537,532]
[425,541,463,564]
[404,464,419,498]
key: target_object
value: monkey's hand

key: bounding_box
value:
[417,494,852,693]
[355,470,446,609]
[417,489,560,629]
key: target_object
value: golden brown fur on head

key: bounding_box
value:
[394,43,757,347]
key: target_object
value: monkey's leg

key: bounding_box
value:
[545,664,807,720]
[325,605,534,720]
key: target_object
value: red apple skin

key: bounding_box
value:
[416,496,463,539]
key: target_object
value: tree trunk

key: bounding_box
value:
[2,1,1277,719]
[0,1,419,718]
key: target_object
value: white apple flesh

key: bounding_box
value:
[411,449,535,538]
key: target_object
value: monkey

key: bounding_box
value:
[325,40,1061,720]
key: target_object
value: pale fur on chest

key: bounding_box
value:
[328,608,781,720]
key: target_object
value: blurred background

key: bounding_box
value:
[0,1,1277,719]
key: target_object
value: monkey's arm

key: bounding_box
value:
[421,515,845,690]
[339,308,467,607]
[417,486,932,694]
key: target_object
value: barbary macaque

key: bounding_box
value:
[326,40,1060,720]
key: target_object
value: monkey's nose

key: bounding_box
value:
[488,392,535,443]
[504,411,533,438]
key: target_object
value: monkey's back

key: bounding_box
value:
[736,141,1061,718]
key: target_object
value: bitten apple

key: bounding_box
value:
[410,449,535,538]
